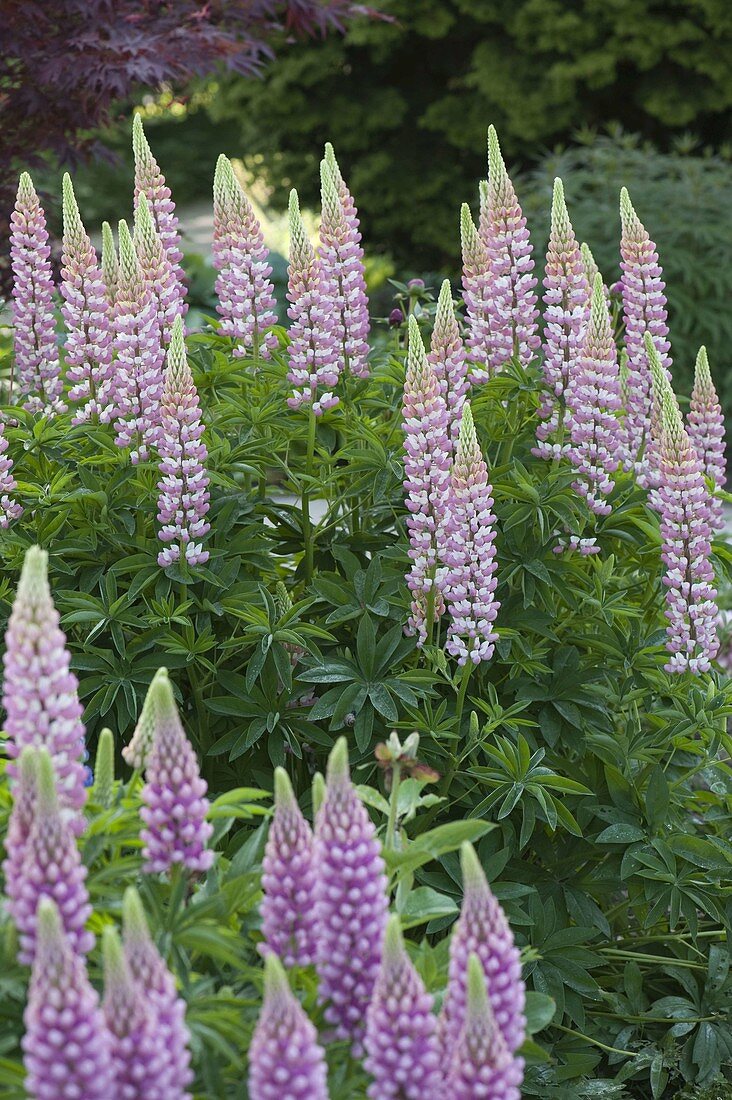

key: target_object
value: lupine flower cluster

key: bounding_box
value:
[212,153,279,360]
[286,189,341,414]
[138,668,214,874]
[564,274,623,514]
[534,178,590,459]
[443,403,501,665]
[460,202,498,383]
[256,739,526,1096]
[2,545,88,823]
[133,114,186,303]
[619,187,672,476]
[9,173,65,415]
[687,346,726,531]
[428,279,469,445]
[60,174,114,422]
[655,377,720,672]
[483,125,540,370]
[319,151,370,379]
[156,315,211,567]
[111,218,165,463]
[134,191,186,347]
[0,419,22,528]
[402,315,452,643]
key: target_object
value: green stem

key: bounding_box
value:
[302,408,318,582]
[555,1024,637,1059]
[439,662,474,798]
[385,764,402,851]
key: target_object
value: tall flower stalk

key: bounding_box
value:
[248,953,329,1100]
[2,545,88,823]
[156,316,211,568]
[460,203,497,383]
[133,114,185,280]
[139,669,213,874]
[484,126,539,369]
[7,748,94,965]
[314,738,389,1051]
[447,955,524,1100]
[443,403,500,666]
[260,767,318,967]
[111,219,165,463]
[22,899,114,1100]
[687,346,726,531]
[619,187,672,474]
[429,279,468,444]
[60,174,114,422]
[564,274,623,515]
[100,220,119,306]
[363,914,443,1099]
[134,192,186,346]
[123,887,193,1096]
[212,154,278,361]
[9,173,64,414]
[402,316,451,645]
[656,387,719,673]
[439,843,525,1057]
[286,189,340,415]
[319,154,370,379]
[535,178,590,459]
[103,926,173,1099]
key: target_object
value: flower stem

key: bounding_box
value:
[385,764,402,851]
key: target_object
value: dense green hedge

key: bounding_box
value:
[209,0,732,270]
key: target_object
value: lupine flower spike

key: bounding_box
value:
[324,142,359,235]
[8,748,94,965]
[139,669,213,874]
[364,915,443,1099]
[443,403,500,665]
[645,334,679,507]
[60,174,114,422]
[156,315,211,568]
[460,203,497,383]
[580,242,607,301]
[9,173,65,414]
[485,126,540,369]
[564,274,623,515]
[249,953,329,1100]
[134,191,186,345]
[133,114,185,275]
[100,221,119,306]
[0,418,22,527]
[2,545,88,822]
[687,346,726,531]
[402,315,451,644]
[656,385,719,673]
[447,954,524,1100]
[429,280,468,444]
[22,899,114,1100]
[121,666,168,770]
[123,887,193,1096]
[212,154,278,360]
[319,154,370,378]
[439,843,525,1056]
[92,728,115,808]
[2,747,39,927]
[103,926,172,1099]
[315,738,389,1050]
[286,189,340,414]
[535,179,590,459]
[619,187,672,475]
[260,767,318,967]
[111,219,165,463]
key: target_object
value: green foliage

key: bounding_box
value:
[208,0,732,272]
[0,276,731,1093]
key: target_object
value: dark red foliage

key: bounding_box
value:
[0,0,367,291]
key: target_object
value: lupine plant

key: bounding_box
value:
[0,119,731,1098]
